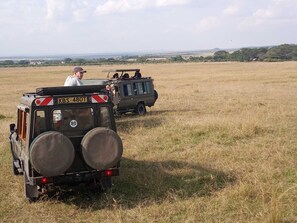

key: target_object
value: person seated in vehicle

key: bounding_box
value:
[113,73,119,79]
[34,116,46,136]
[133,70,142,79]
[122,73,129,79]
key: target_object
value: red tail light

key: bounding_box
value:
[105,170,113,177]
[41,177,48,184]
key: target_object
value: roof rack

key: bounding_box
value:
[102,69,140,73]
[36,85,107,96]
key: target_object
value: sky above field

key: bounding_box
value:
[0,0,297,56]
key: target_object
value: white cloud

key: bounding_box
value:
[273,0,295,3]
[223,5,239,16]
[156,0,190,7]
[46,0,68,19]
[239,0,297,29]
[45,0,90,22]
[71,1,89,22]
[254,0,297,19]
[95,0,147,15]
[95,0,191,15]
[253,8,274,18]
[196,16,218,30]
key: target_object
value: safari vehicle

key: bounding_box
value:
[82,69,158,115]
[9,85,123,202]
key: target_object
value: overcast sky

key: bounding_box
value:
[0,0,296,56]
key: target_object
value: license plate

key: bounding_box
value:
[57,96,88,104]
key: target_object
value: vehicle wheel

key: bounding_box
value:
[27,197,38,203]
[12,159,23,175]
[114,110,124,116]
[100,177,112,192]
[135,103,146,115]
[154,90,158,100]
[12,161,19,175]
[24,174,38,202]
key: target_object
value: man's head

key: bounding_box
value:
[73,67,87,80]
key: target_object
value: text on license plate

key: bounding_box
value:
[57,97,88,104]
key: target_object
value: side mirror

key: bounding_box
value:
[10,123,16,133]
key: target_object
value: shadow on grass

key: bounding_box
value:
[51,158,235,210]
[148,109,201,115]
[42,111,233,208]
[115,109,201,133]
[115,109,201,119]
[116,116,163,133]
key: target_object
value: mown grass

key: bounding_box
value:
[0,62,297,222]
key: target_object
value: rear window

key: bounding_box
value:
[33,110,46,137]
[52,108,94,136]
[100,107,112,128]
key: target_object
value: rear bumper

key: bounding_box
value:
[33,169,119,186]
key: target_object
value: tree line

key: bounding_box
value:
[186,44,297,62]
[1,44,297,67]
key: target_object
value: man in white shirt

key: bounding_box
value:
[64,66,87,86]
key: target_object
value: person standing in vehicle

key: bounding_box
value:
[64,66,87,86]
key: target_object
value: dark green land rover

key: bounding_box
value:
[9,85,123,202]
[82,69,158,115]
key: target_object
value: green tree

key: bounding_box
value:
[170,55,185,62]
[3,60,14,65]
[64,58,72,63]
[18,60,29,65]
[74,58,86,65]
[137,56,147,63]
[264,44,297,61]
[214,50,230,61]
[230,50,244,61]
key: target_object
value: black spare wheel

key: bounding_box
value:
[29,131,75,177]
[81,127,123,170]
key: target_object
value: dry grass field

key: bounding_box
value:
[0,62,297,222]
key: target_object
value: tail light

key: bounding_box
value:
[41,177,48,184]
[103,169,119,177]
[105,170,113,177]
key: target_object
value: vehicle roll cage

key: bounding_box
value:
[102,69,143,79]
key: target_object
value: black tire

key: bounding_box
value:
[12,161,19,175]
[135,103,146,115]
[100,177,112,192]
[24,174,38,202]
[154,90,158,100]
[27,197,38,203]
[12,159,23,176]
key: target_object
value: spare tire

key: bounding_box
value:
[81,127,123,170]
[29,131,75,177]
